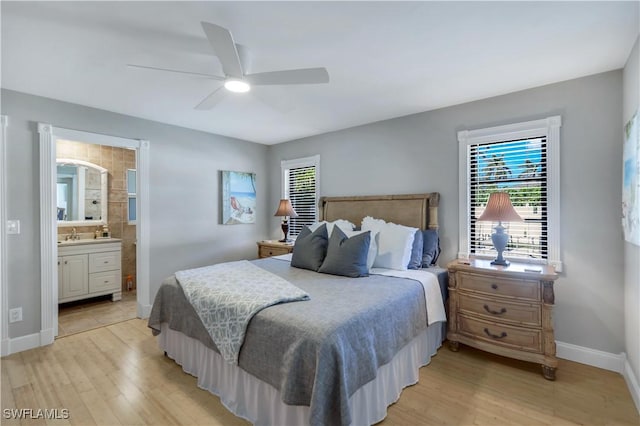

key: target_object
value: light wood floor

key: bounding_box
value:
[57,291,137,337]
[2,319,638,425]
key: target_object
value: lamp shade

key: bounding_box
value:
[477,192,522,223]
[274,199,298,217]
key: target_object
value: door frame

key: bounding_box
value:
[38,123,150,343]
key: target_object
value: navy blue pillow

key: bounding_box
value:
[421,229,440,267]
[318,227,371,278]
[408,230,424,269]
[291,224,328,271]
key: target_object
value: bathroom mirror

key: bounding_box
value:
[56,159,108,227]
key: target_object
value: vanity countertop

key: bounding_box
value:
[57,237,122,246]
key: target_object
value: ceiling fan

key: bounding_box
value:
[128,22,330,110]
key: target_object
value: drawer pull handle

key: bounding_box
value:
[483,304,507,315]
[104,261,109,264]
[104,280,109,284]
[484,328,507,339]
[491,283,498,290]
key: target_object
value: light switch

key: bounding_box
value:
[7,220,20,234]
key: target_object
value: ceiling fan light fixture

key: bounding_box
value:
[224,79,250,93]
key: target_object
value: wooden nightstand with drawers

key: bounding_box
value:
[447,258,559,380]
[257,240,294,258]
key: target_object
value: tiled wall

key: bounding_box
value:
[56,140,137,291]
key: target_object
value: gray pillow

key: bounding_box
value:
[421,229,441,267]
[318,227,370,278]
[291,224,328,271]
[408,230,424,269]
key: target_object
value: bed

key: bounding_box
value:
[148,193,446,426]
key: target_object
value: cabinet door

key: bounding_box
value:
[60,254,89,299]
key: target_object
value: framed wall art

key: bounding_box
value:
[623,110,639,246]
[221,170,256,225]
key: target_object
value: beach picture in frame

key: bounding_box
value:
[221,170,256,225]
[623,110,639,246]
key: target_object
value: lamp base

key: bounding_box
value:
[279,220,290,243]
[490,258,510,266]
[490,222,510,267]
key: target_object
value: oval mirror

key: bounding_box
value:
[56,159,108,227]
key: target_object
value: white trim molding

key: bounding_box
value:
[38,123,57,344]
[136,140,151,319]
[556,340,625,373]
[1,115,8,356]
[457,115,563,271]
[623,355,640,414]
[36,124,151,355]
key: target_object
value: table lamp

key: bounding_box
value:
[274,199,298,242]
[477,192,522,266]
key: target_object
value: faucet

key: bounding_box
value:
[70,227,78,240]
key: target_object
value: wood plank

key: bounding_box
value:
[2,319,638,426]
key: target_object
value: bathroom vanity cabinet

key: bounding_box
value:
[57,239,122,303]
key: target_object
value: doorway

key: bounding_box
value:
[38,124,150,343]
[56,140,138,336]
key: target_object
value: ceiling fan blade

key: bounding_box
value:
[127,64,225,80]
[245,68,330,85]
[201,22,243,79]
[195,86,226,110]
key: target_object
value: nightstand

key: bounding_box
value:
[447,258,559,380]
[257,240,294,258]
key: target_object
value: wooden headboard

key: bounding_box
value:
[319,193,439,230]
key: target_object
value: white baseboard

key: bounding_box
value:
[137,303,152,319]
[1,338,9,357]
[6,332,41,355]
[623,355,640,415]
[556,341,625,373]
[40,328,55,346]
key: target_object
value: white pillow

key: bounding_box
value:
[345,229,379,272]
[309,219,355,235]
[362,216,417,271]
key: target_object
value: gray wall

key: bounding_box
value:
[623,36,640,382]
[2,89,269,339]
[268,70,625,353]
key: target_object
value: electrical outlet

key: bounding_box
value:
[9,307,22,323]
[7,220,20,235]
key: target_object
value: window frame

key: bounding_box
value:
[458,116,562,271]
[127,168,137,225]
[281,155,320,238]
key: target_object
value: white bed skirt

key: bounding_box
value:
[158,322,443,425]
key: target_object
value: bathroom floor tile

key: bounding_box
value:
[57,291,137,338]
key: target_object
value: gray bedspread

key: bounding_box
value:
[148,257,439,426]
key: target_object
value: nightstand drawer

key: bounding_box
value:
[259,246,291,258]
[459,293,541,326]
[458,315,542,353]
[458,272,540,301]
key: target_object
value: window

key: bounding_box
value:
[458,116,562,271]
[127,168,137,224]
[281,155,320,238]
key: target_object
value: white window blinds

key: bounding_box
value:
[287,165,317,236]
[469,137,548,260]
[282,156,319,238]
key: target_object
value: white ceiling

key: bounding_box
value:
[2,1,638,144]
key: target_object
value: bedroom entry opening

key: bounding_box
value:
[55,140,138,336]
[39,123,150,343]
